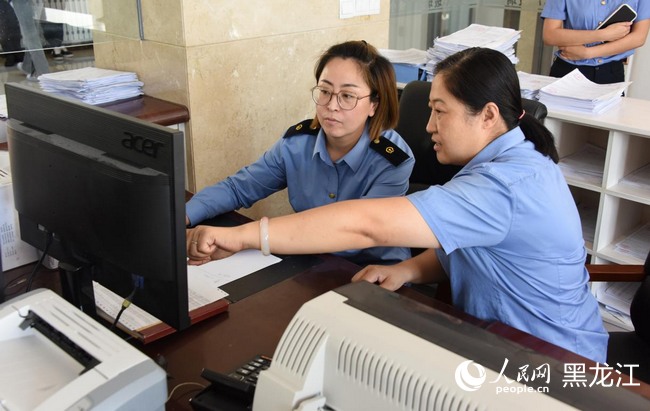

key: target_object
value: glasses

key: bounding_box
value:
[311,86,372,111]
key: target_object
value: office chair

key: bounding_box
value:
[395,80,548,194]
[586,250,650,384]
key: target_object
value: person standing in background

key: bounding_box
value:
[542,0,650,84]
[11,0,48,79]
[0,0,23,67]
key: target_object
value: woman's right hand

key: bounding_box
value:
[600,22,632,42]
[186,225,242,265]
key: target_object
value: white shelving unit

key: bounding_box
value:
[545,97,650,266]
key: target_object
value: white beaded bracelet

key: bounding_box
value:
[259,216,270,256]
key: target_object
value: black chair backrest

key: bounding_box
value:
[395,81,460,194]
[395,80,548,194]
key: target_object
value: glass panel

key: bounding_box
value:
[389,0,554,75]
[1,0,141,89]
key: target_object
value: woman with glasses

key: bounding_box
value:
[187,47,608,363]
[186,40,414,265]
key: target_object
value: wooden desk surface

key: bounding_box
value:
[141,251,650,409]
[98,95,190,127]
[143,255,454,409]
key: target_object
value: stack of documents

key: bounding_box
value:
[517,71,558,100]
[538,69,630,114]
[425,24,521,78]
[593,281,640,331]
[38,67,144,105]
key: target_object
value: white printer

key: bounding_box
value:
[0,288,166,410]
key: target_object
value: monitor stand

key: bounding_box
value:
[58,262,97,318]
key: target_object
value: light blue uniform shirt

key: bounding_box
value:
[541,0,650,66]
[187,121,414,265]
[408,127,608,363]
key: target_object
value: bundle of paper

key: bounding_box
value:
[538,69,630,114]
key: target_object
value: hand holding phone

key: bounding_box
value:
[597,4,637,30]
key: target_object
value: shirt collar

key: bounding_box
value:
[465,126,525,169]
[313,124,371,172]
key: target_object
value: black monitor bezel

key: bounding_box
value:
[5,82,190,331]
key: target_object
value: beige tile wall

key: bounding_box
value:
[93,0,390,220]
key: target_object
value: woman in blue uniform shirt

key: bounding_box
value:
[186,40,414,265]
[542,0,650,84]
[186,47,608,363]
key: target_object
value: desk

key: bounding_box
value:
[141,251,650,409]
[140,254,445,409]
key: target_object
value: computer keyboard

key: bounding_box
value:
[227,354,272,388]
[190,354,272,411]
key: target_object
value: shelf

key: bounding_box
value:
[546,97,650,265]
[609,164,650,204]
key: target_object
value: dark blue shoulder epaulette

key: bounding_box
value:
[370,135,410,166]
[283,119,320,138]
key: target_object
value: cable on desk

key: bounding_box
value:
[110,274,144,331]
[26,232,54,292]
[166,381,206,403]
[110,287,137,331]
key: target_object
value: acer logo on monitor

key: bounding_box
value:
[121,131,164,157]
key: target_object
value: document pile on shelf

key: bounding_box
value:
[616,163,650,193]
[613,223,650,262]
[593,281,640,331]
[557,143,605,187]
[538,69,630,114]
[425,24,521,79]
[517,71,558,100]
[38,67,144,105]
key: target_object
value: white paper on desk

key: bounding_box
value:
[93,281,162,330]
[0,94,7,119]
[188,249,282,288]
[92,275,229,332]
[0,155,39,272]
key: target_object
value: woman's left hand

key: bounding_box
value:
[351,264,411,291]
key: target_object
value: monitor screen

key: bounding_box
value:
[5,82,190,331]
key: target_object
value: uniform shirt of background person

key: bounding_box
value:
[186,122,415,265]
[542,0,650,68]
[408,126,608,363]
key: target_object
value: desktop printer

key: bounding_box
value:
[0,288,166,410]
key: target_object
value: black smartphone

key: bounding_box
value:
[597,4,637,30]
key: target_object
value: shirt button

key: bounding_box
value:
[601,1,606,5]
[597,59,603,64]
[328,193,336,199]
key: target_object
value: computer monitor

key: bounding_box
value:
[254,281,650,410]
[4,82,190,331]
